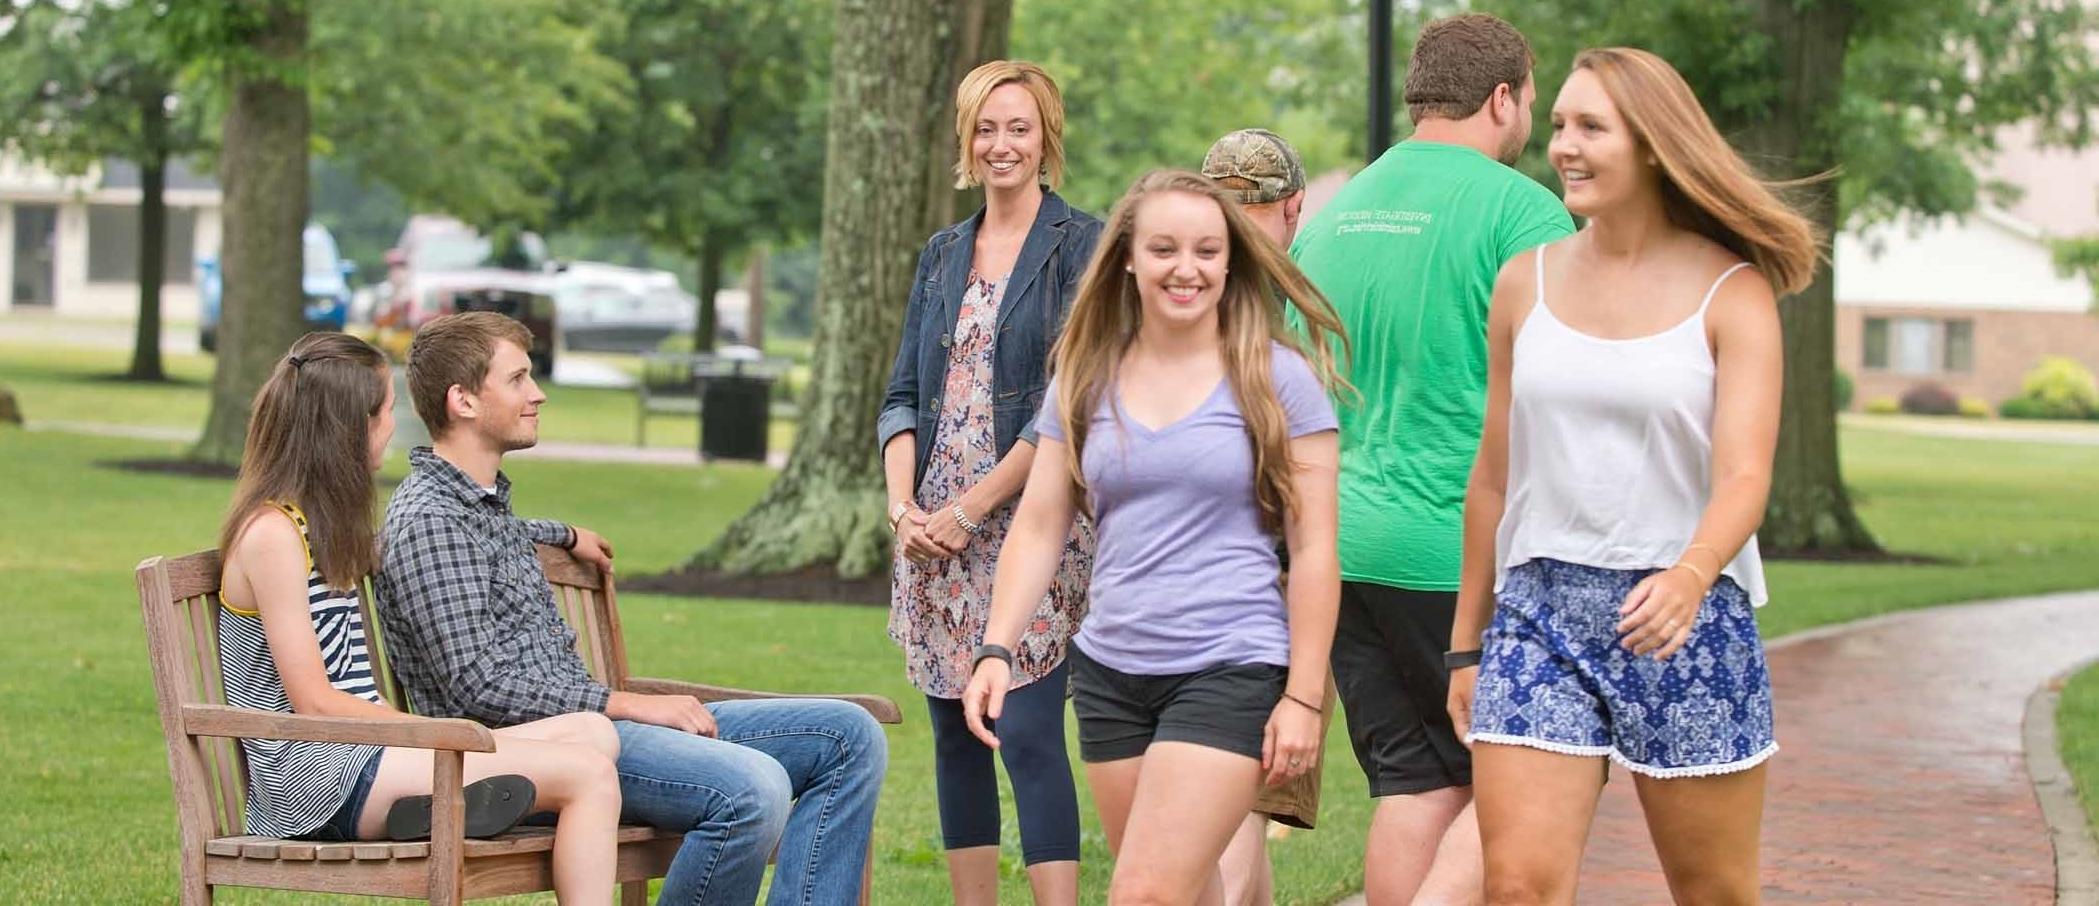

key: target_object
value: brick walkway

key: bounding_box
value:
[1574,590,2099,903]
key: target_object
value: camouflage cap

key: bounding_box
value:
[1201,128,1307,205]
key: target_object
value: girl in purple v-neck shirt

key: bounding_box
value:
[962,170,1350,900]
[1035,344,1334,675]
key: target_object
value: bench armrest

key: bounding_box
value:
[182,704,498,752]
[623,676,903,725]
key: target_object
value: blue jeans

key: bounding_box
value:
[615,698,888,905]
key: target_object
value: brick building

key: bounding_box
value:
[1834,206,2097,410]
[0,154,223,319]
[1835,116,2099,412]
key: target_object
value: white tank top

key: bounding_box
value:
[1494,245,1767,606]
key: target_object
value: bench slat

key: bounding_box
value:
[203,825,670,863]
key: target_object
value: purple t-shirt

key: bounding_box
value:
[1035,343,1339,675]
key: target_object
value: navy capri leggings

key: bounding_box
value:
[925,657,1081,864]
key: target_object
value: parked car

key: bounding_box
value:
[370,216,559,376]
[553,263,701,353]
[198,223,356,353]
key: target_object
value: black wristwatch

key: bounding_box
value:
[1443,649,1483,671]
[972,643,1015,672]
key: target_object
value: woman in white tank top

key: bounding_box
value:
[1444,48,1823,903]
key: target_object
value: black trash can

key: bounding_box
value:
[698,359,773,462]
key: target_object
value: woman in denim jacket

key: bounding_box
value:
[877,60,1102,905]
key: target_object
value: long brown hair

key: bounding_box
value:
[1052,169,1351,534]
[219,332,390,590]
[1572,47,1823,294]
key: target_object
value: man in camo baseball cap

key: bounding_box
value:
[1202,128,1309,247]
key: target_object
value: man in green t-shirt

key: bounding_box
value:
[1290,13,1574,903]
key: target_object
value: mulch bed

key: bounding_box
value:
[83,373,206,387]
[622,564,888,606]
[1765,546,1947,565]
[103,456,1928,593]
[104,458,240,480]
[632,547,1943,604]
[103,460,405,491]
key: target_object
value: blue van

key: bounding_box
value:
[198,223,356,352]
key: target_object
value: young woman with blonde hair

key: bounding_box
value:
[215,332,622,904]
[879,59,1102,905]
[964,169,1349,904]
[1446,47,1819,903]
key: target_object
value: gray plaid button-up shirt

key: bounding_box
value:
[373,447,609,727]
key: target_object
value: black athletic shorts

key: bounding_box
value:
[1070,644,1285,763]
[1330,581,1472,796]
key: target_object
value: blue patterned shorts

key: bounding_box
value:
[1467,559,1777,778]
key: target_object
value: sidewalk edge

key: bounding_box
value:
[2023,661,2099,905]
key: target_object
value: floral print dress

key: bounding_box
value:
[890,270,1094,699]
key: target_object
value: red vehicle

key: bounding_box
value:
[372,216,560,376]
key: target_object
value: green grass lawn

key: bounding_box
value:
[0,342,796,454]
[5,367,2099,901]
[2058,665,2099,845]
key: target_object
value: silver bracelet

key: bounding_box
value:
[951,503,982,536]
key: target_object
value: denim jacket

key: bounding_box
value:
[878,190,1104,492]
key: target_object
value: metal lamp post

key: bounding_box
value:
[1369,0,1393,165]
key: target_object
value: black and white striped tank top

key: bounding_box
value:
[218,502,386,837]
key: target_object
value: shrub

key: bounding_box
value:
[2014,357,2099,418]
[1899,382,1961,416]
[656,332,697,354]
[1864,397,1900,415]
[1957,398,1990,418]
[1835,369,1855,411]
[2000,395,2092,420]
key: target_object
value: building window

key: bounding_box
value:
[87,204,196,285]
[1863,317,1889,370]
[1943,319,1973,373]
[1862,315,1972,375]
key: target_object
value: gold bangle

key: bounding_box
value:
[1671,559,1714,587]
[1683,541,1726,571]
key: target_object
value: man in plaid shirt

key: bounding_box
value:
[375,313,887,905]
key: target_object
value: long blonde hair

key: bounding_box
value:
[1573,47,1823,294]
[1052,170,1350,534]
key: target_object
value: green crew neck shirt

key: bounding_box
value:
[1291,140,1574,591]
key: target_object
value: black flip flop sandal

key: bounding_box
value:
[385,773,538,841]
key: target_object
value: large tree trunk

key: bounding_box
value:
[745,243,766,351]
[698,0,996,577]
[190,2,310,465]
[694,231,724,353]
[925,0,1014,231]
[1739,0,1878,553]
[128,141,168,383]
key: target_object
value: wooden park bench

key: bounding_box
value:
[139,543,902,904]
[635,352,704,446]
[635,350,799,449]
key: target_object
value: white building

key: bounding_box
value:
[0,153,223,319]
